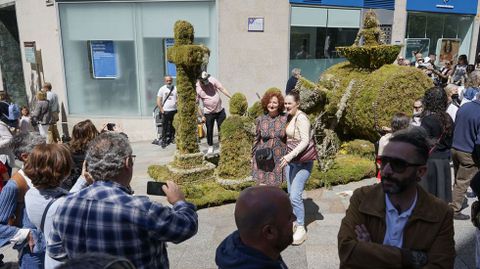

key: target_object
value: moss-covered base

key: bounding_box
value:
[148,152,375,208]
[173,151,205,169]
[165,161,215,184]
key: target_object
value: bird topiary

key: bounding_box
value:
[229,93,248,116]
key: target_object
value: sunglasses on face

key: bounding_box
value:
[413,105,422,109]
[377,156,425,173]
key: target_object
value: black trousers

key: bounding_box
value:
[162,110,177,142]
[205,109,226,146]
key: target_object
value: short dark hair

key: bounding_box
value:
[389,126,430,164]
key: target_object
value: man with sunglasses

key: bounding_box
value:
[338,127,455,269]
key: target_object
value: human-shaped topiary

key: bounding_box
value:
[167,20,210,155]
[353,10,385,47]
[216,93,253,183]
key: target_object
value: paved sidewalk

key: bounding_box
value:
[1,140,477,268]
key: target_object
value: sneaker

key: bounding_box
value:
[461,197,469,211]
[453,212,470,220]
[292,225,307,245]
[207,146,214,155]
[161,141,168,149]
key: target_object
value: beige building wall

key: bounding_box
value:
[217,0,290,107]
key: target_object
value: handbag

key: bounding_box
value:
[287,113,318,163]
[255,138,275,172]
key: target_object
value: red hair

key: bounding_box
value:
[260,91,285,113]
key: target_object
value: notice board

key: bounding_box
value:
[90,41,118,79]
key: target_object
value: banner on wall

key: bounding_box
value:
[164,38,176,78]
[404,38,430,62]
[90,41,118,79]
[436,38,461,64]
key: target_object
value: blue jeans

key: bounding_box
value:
[286,161,313,226]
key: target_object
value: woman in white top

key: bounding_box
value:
[23,144,89,269]
[280,92,313,246]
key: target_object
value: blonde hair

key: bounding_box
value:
[36,91,47,101]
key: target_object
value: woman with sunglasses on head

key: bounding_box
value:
[419,87,454,203]
[280,92,314,246]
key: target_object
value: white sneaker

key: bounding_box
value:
[292,225,307,245]
[207,146,214,154]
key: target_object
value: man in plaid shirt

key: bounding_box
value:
[47,132,198,269]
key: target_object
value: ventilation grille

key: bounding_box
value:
[363,0,395,10]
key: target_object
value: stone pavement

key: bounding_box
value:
[1,140,478,268]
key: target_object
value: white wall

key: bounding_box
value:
[217,0,290,107]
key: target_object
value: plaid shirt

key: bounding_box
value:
[48,181,198,269]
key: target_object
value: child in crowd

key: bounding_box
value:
[19,106,35,134]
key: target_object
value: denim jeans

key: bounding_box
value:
[286,161,313,226]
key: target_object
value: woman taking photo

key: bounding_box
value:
[61,120,99,190]
[252,91,287,186]
[420,87,454,203]
[281,92,315,246]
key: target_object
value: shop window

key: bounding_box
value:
[406,12,474,65]
[59,2,215,117]
[290,7,360,81]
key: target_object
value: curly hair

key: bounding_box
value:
[24,144,73,189]
[421,86,453,134]
[260,91,285,114]
[85,132,132,182]
[11,132,46,159]
[69,120,99,153]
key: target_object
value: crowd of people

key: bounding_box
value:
[0,60,479,269]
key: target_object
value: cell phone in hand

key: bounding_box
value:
[147,181,167,196]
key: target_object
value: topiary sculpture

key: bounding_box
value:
[162,20,215,184]
[336,10,401,69]
[216,93,254,186]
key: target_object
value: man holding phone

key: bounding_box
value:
[48,133,198,269]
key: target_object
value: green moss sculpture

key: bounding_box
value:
[317,62,433,142]
[229,93,248,116]
[247,101,263,120]
[216,95,254,184]
[336,10,401,69]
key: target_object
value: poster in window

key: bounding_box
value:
[436,38,461,64]
[404,38,430,62]
[90,41,118,79]
[164,38,176,78]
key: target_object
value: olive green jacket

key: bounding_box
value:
[338,184,455,269]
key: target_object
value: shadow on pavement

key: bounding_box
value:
[454,231,476,269]
[305,198,324,226]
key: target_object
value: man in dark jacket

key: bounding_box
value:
[451,99,480,220]
[215,186,294,269]
[285,68,301,95]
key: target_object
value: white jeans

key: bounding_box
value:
[38,124,49,138]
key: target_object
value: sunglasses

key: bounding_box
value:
[413,105,423,109]
[377,156,425,173]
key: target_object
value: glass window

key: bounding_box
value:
[289,8,360,81]
[406,12,474,65]
[59,2,215,117]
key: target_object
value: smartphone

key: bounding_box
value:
[147,181,167,196]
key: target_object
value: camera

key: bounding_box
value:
[106,123,116,131]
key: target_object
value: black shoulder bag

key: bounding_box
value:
[255,136,275,172]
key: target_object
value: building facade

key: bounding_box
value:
[0,0,479,140]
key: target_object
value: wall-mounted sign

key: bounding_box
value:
[24,41,36,64]
[404,38,430,62]
[164,38,176,78]
[90,41,117,79]
[248,17,264,32]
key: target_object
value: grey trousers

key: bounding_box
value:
[451,148,479,212]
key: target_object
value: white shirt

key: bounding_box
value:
[383,192,417,248]
[46,91,59,113]
[157,85,177,111]
[19,116,35,134]
[446,103,459,122]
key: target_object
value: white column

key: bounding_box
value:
[391,0,407,54]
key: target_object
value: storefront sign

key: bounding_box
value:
[90,41,117,79]
[248,17,264,32]
[24,41,36,64]
[404,38,430,62]
[436,38,461,64]
[407,0,478,15]
[164,38,176,78]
